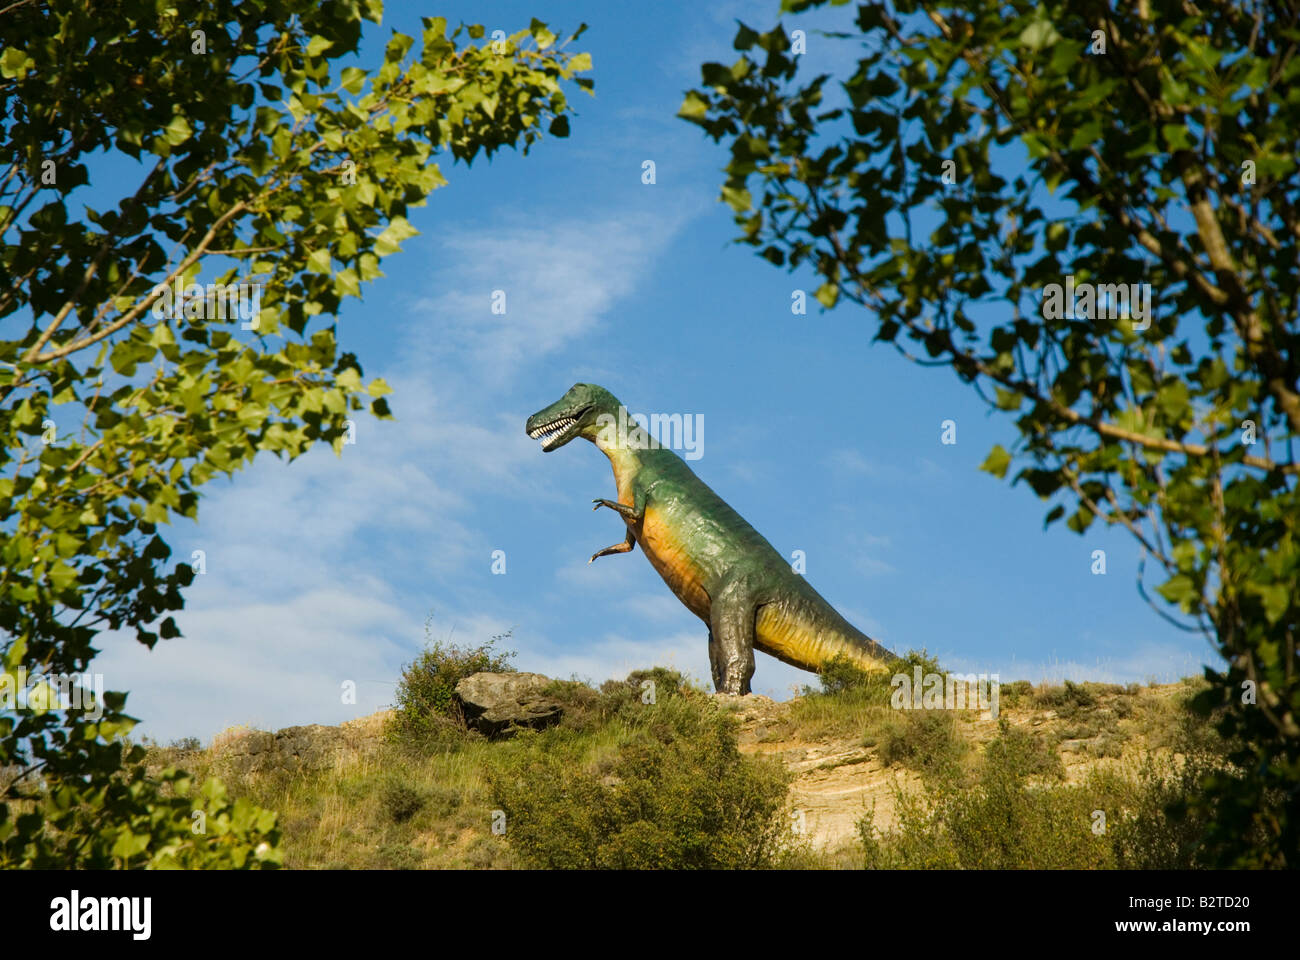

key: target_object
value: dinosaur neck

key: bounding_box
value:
[589,428,644,491]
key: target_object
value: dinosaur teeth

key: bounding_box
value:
[529,416,576,444]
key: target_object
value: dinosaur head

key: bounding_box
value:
[525,383,621,452]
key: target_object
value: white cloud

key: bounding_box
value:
[94,582,412,742]
[405,211,690,385]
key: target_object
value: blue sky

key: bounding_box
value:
[92,0,1213,743]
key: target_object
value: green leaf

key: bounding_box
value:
[1156,575,1199,610]
[721,184,752,212]
[1019,20,1061,51]
[335,268,361,298]
[0,46,34,78]
[980,444,1012,479]
[1251,583,1289,625]
[529,19,557,50]
[374,216,418,257]
[340,67,367,94]
[1065,507,1094,534]
[307,248,332,273]
[1161,123,1194,151]
[306,35,334,57]
[164,115,193,146]
[679,92,710,120]
[994,387,1023,411]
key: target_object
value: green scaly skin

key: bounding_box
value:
[526,384,896,695]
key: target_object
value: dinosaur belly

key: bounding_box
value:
[637,505,712,621]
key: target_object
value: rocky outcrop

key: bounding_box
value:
[211,711,390,777]
[212,724,341,776]
[454,671,563,738]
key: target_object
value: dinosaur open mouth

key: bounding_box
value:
[528,413,581,451]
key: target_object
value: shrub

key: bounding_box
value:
[598,667,687,713]
[791,649,946,742]
[379,775,426,824]
[486,696,792,868]
[997,680,1034,709]
[878,710,967,781]
[543,668,691,734]
[857,717,1225,869]
[390,628,515,745]
[1032,679,1097,717]
[815,654,877,695]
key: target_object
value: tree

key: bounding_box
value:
[681,0,1297,866]
[0,0,590,866]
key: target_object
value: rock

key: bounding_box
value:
[712,692,780,723]
[212,723,344,776]
[273,724,344,770]
[454,671,563,738]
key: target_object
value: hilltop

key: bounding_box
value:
[143,670,1224,869]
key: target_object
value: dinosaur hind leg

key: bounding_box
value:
[709,580,758,695]
[707,629,725,691]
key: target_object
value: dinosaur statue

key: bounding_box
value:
[525,383,896,694]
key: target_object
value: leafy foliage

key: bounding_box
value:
[815,652,878,695]
[391,628,516,744]
[487,696,793,869]
[877,709,966,779]
[682,0,1298,867]
[3,743,282,868]
[858,718,1218,869]
[0,1,589,865]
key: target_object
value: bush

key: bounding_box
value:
[390,627,515,745]
[857,718,1223,869]
[1109,754,1220,870]
[543,667,690,734]
[815,654,877,695]
[1032,679,1097,717]
[2,719,282,869]
[379,775,426,824]
[877,710,967,780]
[789,649,946,742]
[486,696,792,868]
[997,680,1034,709]
[806,649,941,699]
[598,667,687,713]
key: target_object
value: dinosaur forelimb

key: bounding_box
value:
[591,497,641,521]
[589,531,636,564]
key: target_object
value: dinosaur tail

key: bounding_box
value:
[755,593,896,677]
